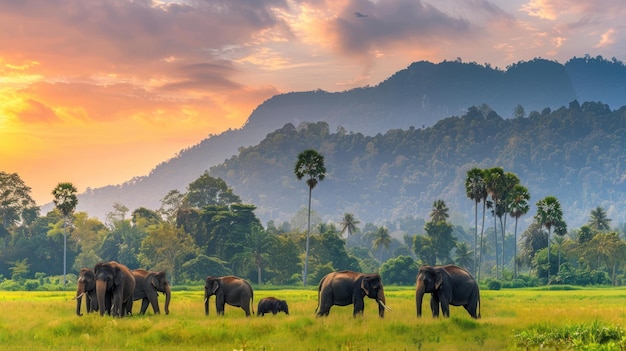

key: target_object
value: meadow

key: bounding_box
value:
[1,287,626,350]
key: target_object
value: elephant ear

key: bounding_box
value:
[210,280,220,294]
[435,270,444,290]
[360,276,370,295]
[150,274,159,288]
[114,266,123,286]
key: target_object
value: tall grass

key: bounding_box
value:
[1,288,626,350]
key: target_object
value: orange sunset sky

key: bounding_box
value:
[2,0,625,206]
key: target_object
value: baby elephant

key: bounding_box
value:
[257,297,289,316]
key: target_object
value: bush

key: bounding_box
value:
[0,280,21,291]
[23,280,40,291]
[487,280,502,290]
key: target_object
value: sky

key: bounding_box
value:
[2,0,626,207]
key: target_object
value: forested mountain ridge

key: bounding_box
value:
[68,56,626,220]
[210,102,626,230]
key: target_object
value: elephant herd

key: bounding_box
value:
[74,261,171,317]
[75,262,480,320]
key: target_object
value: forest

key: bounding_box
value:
[1,98,626,290]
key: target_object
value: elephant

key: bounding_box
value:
[415,264,481,319]
[316,270,390,318]
[94,261,136,318]
[131,269,171,315]
[257,297,289,316]
[74,267,99,316]
[204,275,254,317]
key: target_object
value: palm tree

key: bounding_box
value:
[52,182,78,285]
[587,206,611,232]
[534,196,563,283]
[465,168,486,278]
[508,184,530,278]
[454,242,474,271]
[484,167,504,278]
[245,224,273,285]
[499,172,520,273]
[430,199,449,223]
[372,227,392,263]
[294,149,326,286]
[339,213,360,238]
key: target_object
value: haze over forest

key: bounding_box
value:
[65,56,626,232]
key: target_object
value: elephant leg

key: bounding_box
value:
[140,298,150,314]
[440,300,450,318]
[353,297,365,317]
[430,295,440,317]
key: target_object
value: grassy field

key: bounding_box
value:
[1,287,626,350]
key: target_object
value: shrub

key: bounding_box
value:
[487,280,502,290]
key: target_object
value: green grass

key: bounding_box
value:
[1,288,626,350]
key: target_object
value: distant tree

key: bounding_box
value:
[513,104,525,118]
[266,235,301,285]
[243,224,274,285]
[52,182,78,285]
[535,196,564,283]
[465,168,486,278]
[0,172,38,242]
[413,235,436,266]
[484,167,504,278]
[185,171,241,208]
[159,189,185,223]
[519,222,548,270]
[9,258,30,282]
[139,222,197,284]
[294,149,326,286]
[339,213,360,238]
[70,212,106,272]
[379,255,419,285]
[577,225,594,243]
[454,242,473,271]
[587,206,611,232]
[424,220,456,264]
[131,207,162,229]
[508,184,530,278]
[429,199,449,223]
[372,227,392,263]
[105,202,129,228]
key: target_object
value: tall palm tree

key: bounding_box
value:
[508,184,530,278]
[484,167,504,278]
[465,168,486,278]
[534,196,563,283]
[52,182,78,285]
[499,172,520,272]
[372,226,392,263]
[587,206,611,232]
[339,213,360,238]
[245,224,273,285]
[430,199,449,223]
[294,149,326,286]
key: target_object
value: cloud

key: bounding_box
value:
[594,29,616,48]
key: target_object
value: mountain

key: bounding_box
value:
[210,103,626,231]
[68,56,626,222]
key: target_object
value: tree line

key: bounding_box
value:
[1,161,625,290]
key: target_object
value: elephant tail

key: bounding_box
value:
[476,290,481,319]
[251,291,255,316]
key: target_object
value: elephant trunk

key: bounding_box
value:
[163,283,171,315]
[96,280,107,316]
[416,280,426,317]
[75,282,85,316]
[204,295,209,315]
[376,289,387,318]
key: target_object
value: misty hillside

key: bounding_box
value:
[70,56,626,221]
[211,102,626,230]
